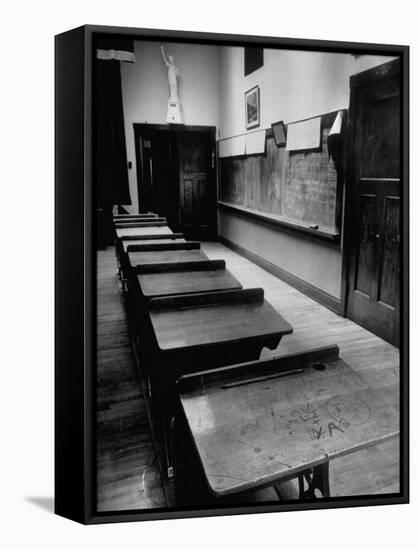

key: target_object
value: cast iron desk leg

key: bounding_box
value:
[298,462,330,499]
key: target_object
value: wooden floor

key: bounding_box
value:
[96,249,166,511]
[96,241,400,512]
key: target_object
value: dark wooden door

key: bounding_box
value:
[178,131,216,239]
[134,125,216,238]
[135,128,179,229]
[346,60,400,346]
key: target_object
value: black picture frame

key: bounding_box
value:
[55,24,409,525]
[245,85,260,129]
[271,120,287,147]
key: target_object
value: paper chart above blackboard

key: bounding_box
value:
[218,130,266,158]
[286,116,321,151]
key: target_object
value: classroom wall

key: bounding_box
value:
[217,49,396,300]
[218,49,396,138]
[118,45,395,302]
[120,41,219,212]
[218,209,342,298]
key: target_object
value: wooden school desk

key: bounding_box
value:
[115,226,174,267]
[126,246,208,271]
[175,345,399,504]
[129,257,242,326]
[124,245,209,335]
[136,260,242,298]
[128,259,243,382]
[147,288,293,475]
[123,243,209,331]
[116,234,186,280]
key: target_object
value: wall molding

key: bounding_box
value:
[219,235,342,315]
[218,201,340,245]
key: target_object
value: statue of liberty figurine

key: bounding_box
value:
[161,46,183,123]
[161,46,180,102]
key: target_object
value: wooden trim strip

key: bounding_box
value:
[136,259,226,274]
[218,201,340,244]
[177,345,341,392]
[120,233,184,241]
[114,220,168,228]
[148,287,265,312]
[127,241,200,252]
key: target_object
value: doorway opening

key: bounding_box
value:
[133,124,217,240]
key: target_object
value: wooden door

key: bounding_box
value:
[345,60,400,346]
[135,127,179,229]
[178,130,216,239]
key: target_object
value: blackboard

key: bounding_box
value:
[219,111,344,237]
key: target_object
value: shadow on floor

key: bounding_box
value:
[25,496,54,514]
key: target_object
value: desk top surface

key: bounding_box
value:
[139,267,242,299]
[114,218,167,227]
[149,288,293,352]
[178,346,399,496]
[122,238,186,252]
[116,226,173,238]
[128,248,207,267]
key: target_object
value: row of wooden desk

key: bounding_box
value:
[112,212,399,505]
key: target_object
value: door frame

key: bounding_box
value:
[340,59,403,322]
[133,123,217,235]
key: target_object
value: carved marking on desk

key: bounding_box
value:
[311,426,323,440]
[291,403,320,425]
[326,394,371,426]
[328,422,345,437]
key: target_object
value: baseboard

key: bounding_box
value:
[219,235,342,315]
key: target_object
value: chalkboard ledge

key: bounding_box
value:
[217,201,340,244]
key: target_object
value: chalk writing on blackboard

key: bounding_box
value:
[219,112,341,234]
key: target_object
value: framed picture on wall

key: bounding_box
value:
[245,85,260,129]
[55,24,409,525]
